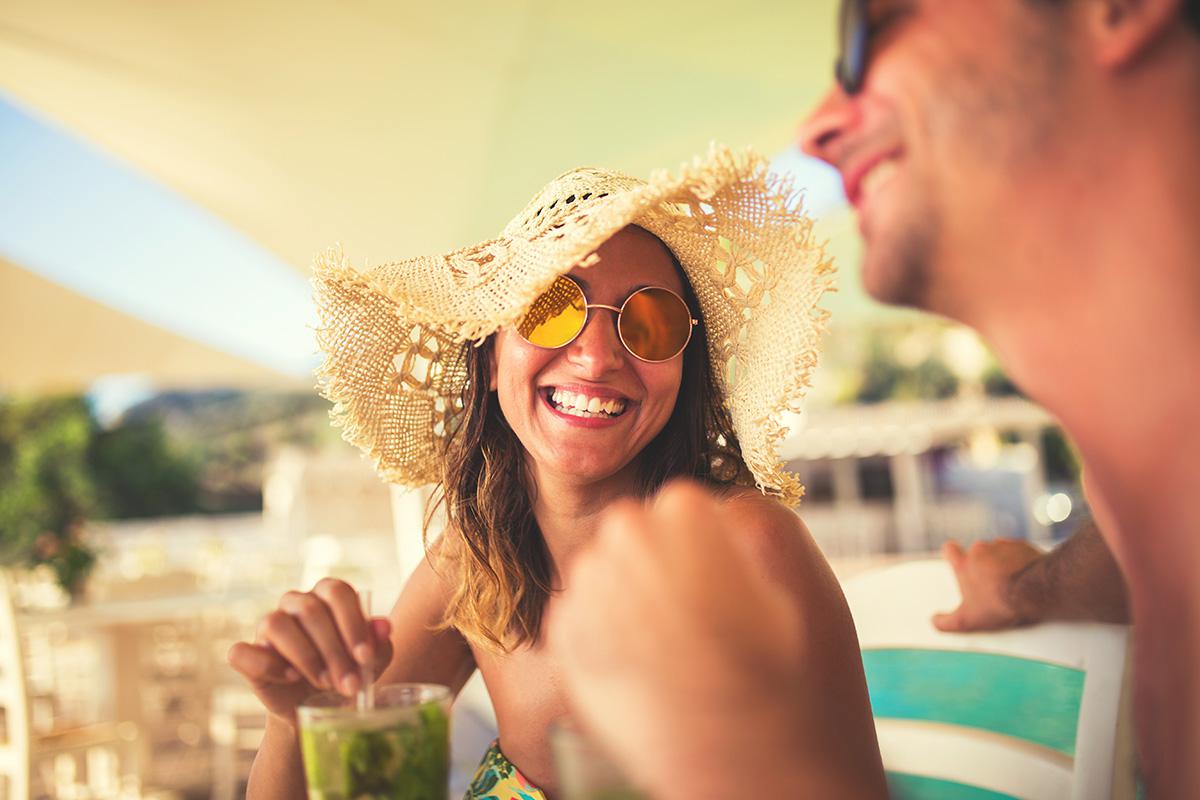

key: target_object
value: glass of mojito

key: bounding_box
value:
[550,719,645,800]
[298,683,451,800]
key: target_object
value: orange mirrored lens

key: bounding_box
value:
[619,288,693,361]
[518,277,587,348]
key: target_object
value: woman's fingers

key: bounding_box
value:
[312,578,374,667]
[277,590,362,696]
[256,608,332,691]
[369,617,394,672]
[237,581,389,707]
[227,640,301,685]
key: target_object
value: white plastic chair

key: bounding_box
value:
[842,559,1135,800]
[0,569,32,799]
[0,569,138,799]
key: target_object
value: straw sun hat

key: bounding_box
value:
[313,144,833,506]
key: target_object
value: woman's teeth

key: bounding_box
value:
[549,389,627,418]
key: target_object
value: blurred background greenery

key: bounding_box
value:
[0,393,340,594]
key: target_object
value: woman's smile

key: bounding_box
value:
[539,383,633,428]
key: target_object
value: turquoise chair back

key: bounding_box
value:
[842,560,1135,800]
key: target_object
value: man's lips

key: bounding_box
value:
[842,150,903,209]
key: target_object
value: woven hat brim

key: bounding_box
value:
[313,144,834,506]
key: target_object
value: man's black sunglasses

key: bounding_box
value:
[835,0,870,95]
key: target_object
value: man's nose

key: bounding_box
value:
[797,84,857,164]
[566,310,625,376]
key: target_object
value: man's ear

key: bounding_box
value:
[1085,0,1183,68]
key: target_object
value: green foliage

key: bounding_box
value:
[90,418,202,519]
[855,341,960,404]
[855,348,905,404]
[0,396,99,594]
[983,362,1023,398]
[1042,427,1081,483]
[0,395,207,594]
[911,358,959,401]
[0,389,339,594]
[124,390,336,513]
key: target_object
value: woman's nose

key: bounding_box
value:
[566,310,625,376]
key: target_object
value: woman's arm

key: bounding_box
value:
[375,554,477,690]
[236,554,475,800]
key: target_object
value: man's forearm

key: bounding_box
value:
[1007,520,1130,624]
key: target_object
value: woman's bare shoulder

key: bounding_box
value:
[714,486,812,550]
[713,486,842,607]
[391,534,461,620]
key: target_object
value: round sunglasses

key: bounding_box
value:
[517,276,698,363]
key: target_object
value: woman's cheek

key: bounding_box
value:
[642,367,683,433]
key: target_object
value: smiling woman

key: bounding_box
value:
[228,145,881,800]
[447,225,744,652]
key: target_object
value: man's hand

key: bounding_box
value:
[932,538,1045,632]
[549,481,888,799]
[547,482,809,799]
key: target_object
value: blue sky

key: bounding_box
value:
[770,145,845,218]
[0,93,319,382]
[0,92,846,403]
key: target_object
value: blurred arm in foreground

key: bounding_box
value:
[549,481,887,800]
[933,520,1130,633]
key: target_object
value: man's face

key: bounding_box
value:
[799,0,1067,316]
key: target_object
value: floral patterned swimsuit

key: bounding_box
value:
[464,740,548,800]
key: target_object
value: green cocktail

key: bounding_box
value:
[298,683,451,800]
[550,720,646,800]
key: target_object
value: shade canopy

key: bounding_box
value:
[0,257,299,393]
[0,1,840,272]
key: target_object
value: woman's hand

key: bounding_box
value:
[228,578,394,724]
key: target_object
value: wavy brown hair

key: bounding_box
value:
[425,255,749,652]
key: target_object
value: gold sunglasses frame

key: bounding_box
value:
[519,275,699,363]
